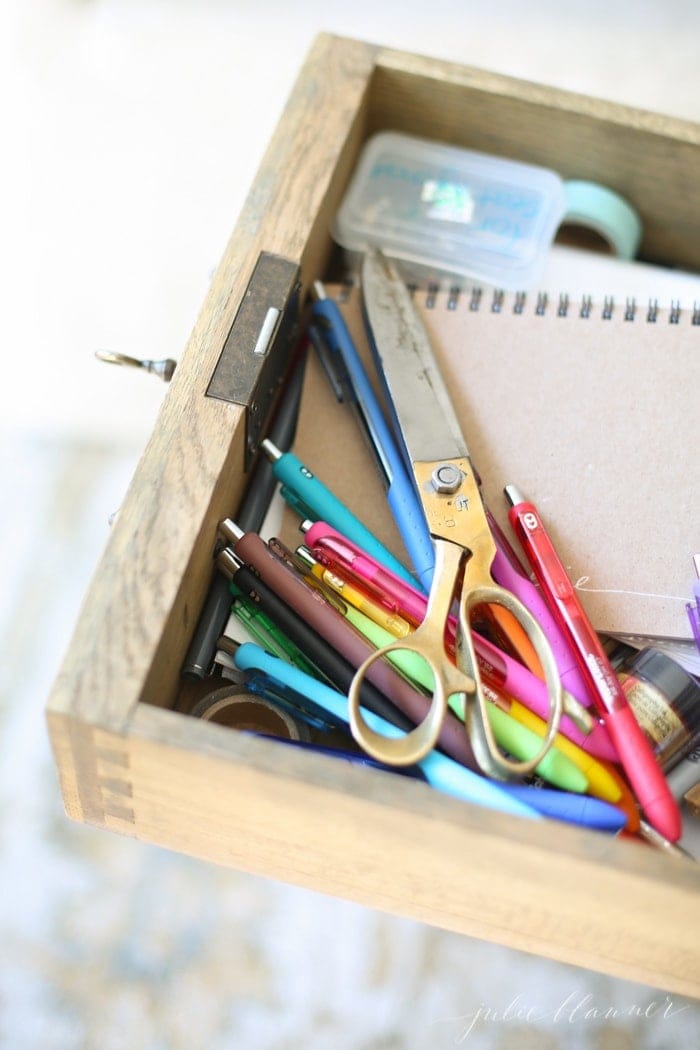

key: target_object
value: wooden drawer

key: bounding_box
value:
[46,33,700,996]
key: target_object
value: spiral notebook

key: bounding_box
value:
[281,264,700,658]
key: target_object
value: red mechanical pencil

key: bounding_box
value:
[505,484,681,842]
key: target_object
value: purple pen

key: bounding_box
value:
[686,554,700,652]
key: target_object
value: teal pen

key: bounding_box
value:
[261,438,417,588]
[233,642,540,821]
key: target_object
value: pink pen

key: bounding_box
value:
[506,484,681,842]
[303,520,615,760]
[303,520,427,625]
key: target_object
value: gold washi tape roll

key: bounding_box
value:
[190,686,306,740]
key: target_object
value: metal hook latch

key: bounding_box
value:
[95,350,177,383]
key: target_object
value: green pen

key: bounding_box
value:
[229,585,319,678]
[342,603,587,794]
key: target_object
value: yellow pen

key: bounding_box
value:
[297,547,413,637]
[505,699,622,803]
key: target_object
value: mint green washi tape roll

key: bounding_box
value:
[563,179,643,259]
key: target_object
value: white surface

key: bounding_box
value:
[3,0,700,449]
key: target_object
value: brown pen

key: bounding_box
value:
[219,520,479,772]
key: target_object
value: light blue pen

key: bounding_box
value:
[261,437,417,588]
[233,643,626,831]
[233,641,540,822]
[311,283,434,592]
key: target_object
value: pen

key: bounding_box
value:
[686,553,700,652]
[260,438,417,588]
[233,643,626,831]
[206,653,343,739]
[228,585,320,678]
[248,733,429,779]
[495,699,622,803]
[216,548,413,734]
[213,653,366,738]
[181,350,307,680]
[304,520,616,761]
[219,521,483,772]
[505,484,682,842]
[303,520,429,624]
[299,549,413,637]
[488,510,603,714]
[310,281,434,590]
[595,759,641,832]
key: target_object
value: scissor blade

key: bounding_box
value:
[361,251,469,465]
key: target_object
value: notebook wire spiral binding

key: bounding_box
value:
[408,284,700,324]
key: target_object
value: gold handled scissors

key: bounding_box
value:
[347,251,563,777]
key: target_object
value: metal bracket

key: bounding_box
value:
[207,252,301,466]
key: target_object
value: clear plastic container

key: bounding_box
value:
[333,131,568,288]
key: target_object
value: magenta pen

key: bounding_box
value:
[303,520,615,760]
[487,511,601,711]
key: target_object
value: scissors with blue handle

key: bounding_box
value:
[348,251,564,776]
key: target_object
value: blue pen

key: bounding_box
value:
[247,733,429,782]
[260,437,417,588]
[311,283,433,591]
[232,644,627,831]
[233,642,540,821]
[244,668,349,734]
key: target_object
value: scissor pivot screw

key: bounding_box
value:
[431,463,463,493]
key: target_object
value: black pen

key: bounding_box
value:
[181,350,307,679]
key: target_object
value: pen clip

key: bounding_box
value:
[309,306,393,488]
[308,321,354,404]
[267,536,349,616]
[279,485,317,523]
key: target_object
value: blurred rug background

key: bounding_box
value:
[2,2,700,1047]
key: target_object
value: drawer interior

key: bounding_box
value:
[160,42,700,718]
[46,34,700,995]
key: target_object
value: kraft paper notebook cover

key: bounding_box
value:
[280,282,699,645]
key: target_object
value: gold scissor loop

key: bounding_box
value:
[348,540,476,766]
[454,577,563,779]
[347,536,564,774]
